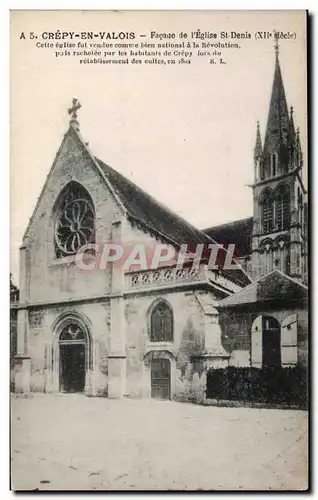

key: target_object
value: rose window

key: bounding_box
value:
[54,182,95,258]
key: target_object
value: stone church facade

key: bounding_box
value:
[13,43,308,402]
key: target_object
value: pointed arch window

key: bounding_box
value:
[259,160,265,181]
[260,240,274,275]
[149,300,173,342]
[54,181,95,258]
[260,189,274,234]
[274,237,289,274]
[271,153,278,176]
[275,184,290,231]
[263,156,271,179]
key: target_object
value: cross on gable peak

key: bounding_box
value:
[68,97,81,131]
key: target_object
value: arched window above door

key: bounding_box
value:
[149,300,173,342]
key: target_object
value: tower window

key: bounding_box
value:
[274,238,289,274]
[259,161,265,181]
[260,189,274,234]
[275,184,290,231]
[271,153,277,176]
[263,156,271,179]
[260,240,274,275]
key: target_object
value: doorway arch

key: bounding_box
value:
[52,311,93,394]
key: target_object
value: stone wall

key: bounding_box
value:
[124,289,208,401]
[27,301,110,395]
[219,304,308,368]
[23,130,121,305]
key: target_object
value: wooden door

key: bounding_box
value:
[262,316,281,368]
[151,358,171,400]
[60,343,86,393]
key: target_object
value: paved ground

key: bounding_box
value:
[11,394,308,491]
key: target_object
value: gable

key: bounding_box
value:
[23,126,125,304]
[218,271,308,308]
[22,126,124,244]
[257,272,308,302]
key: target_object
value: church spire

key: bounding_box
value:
[263,35,290,157]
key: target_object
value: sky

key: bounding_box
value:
[10,10,307,283]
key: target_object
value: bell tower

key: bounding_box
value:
[251,37,307,283]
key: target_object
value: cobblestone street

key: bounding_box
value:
[11,394,308,491]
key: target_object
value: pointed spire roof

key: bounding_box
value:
[263,37,290,155]
[254,120,262,160]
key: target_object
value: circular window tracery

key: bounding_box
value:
[54,182,95,257]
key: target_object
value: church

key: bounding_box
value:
[13,42,308,403]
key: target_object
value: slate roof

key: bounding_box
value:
[96,157,219,247]
[95,157,251,287]
[203,217,253,258]
[263,51,290,155]
[217,270,308,308]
